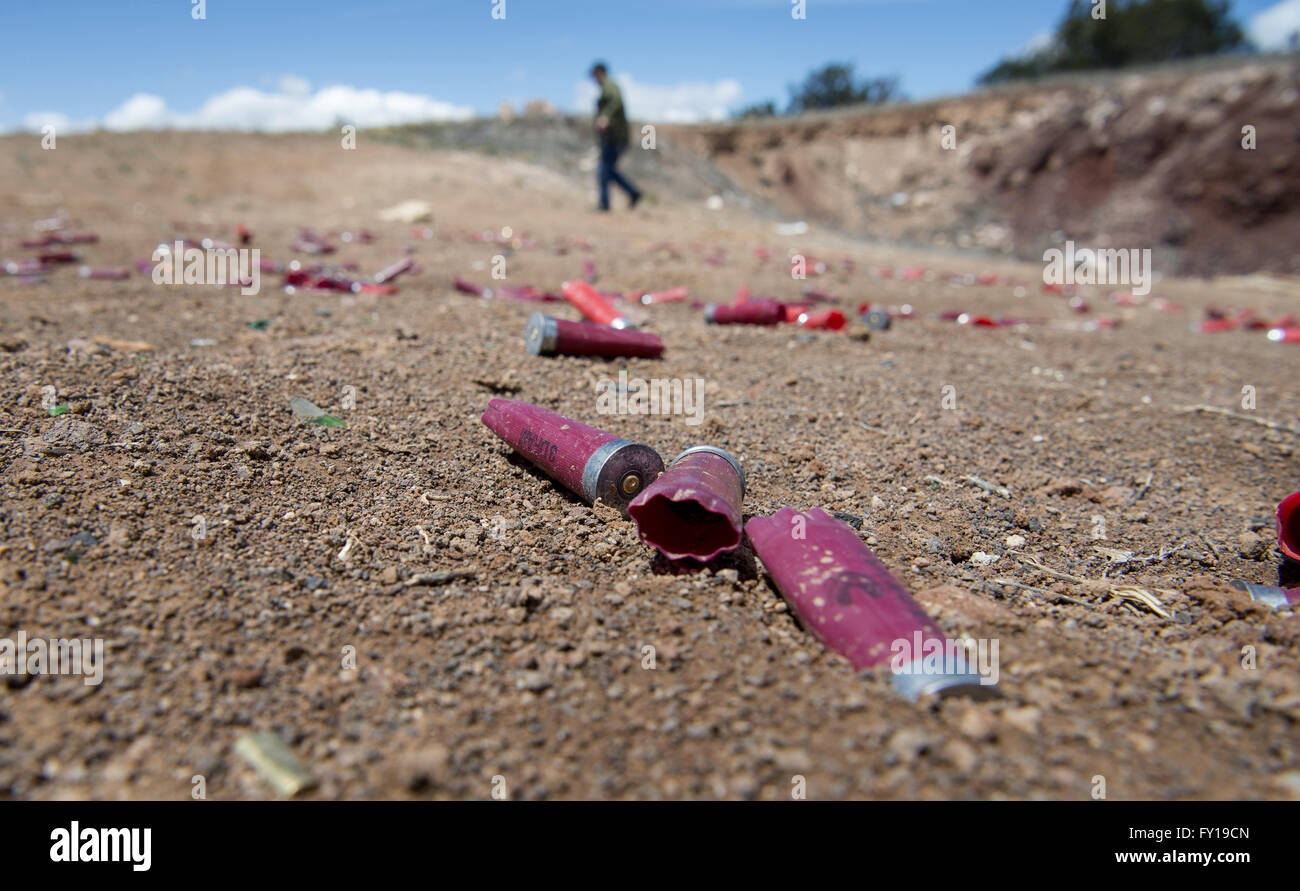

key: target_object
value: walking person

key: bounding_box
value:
[590,61,641,211]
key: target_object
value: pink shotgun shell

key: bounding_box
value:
[481,398,664,514]
[746,507,998,701]
[628,446,745,563]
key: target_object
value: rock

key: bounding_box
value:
[229,668,264,689]
[42,417,107,450]
[1089,485,1134,505]
[516,671,550,692]
[1237,531,1268,560]
[1001,705,1042,735]
[887,728,936,762]
[831,511,863,530]
[107,523,138,547]
[1005,534,1026,549]
[1273,770,1300,800]
[1039,478,1082,497]
[956,705,997,741]
[942,739,980,772]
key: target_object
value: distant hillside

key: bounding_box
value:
[373,56,1300,277]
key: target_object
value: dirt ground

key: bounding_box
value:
[1,130,1297,801]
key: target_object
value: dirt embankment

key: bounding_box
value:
[657,57,1300,277]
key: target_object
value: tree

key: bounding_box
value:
[734,100,778,120]
[978,0,1248,86]
[786,63,902,113]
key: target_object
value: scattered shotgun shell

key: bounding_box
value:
[562,279,633,328]
[636,286,689,305]
[628,445,745,563]
[481,398,664,514]
[454,276,492,297]
[37,250,79,264]
[1278,489,1300,563]
[373,256,414,284]
[782,304,809,324]
[745,508,997,701]
[863,309,892,331]
[77,266,129,280]
[4,259,47,276]
[1268,327,1300,344]
[704,299,783,325]
[291,231,335,254]
[798,308,847,330]
[1229,579,1299,609]
[525,312,664,359]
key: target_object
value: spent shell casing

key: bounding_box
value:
[704,299,784,325]
[628,446,745,563]
[746,508,998,701]
[562,279,633,329]
[481,398,664,514]
[525,312,663,359]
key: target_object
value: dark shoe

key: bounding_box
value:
[628,192,641,209]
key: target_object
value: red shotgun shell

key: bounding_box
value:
[636,287,688,305]
[481,398,664,514]
[1268,327,1300,344]
[525,312,664,359]
[628,445,745,563]
[704,299,783,325]
[799,308,847,330]
[562,279,633,329]
[373,257,414,284]
[745,508,997,700]
[38,250,79,264]
[453,276,491,297]
[1278,490,1300,563]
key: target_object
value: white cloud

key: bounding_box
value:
[576,74,744,123]
[18,77,475,133]
[277,74,312,96]
[21,111,79,132]
[1250,0,1300,49]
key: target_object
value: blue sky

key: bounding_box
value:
[1,0,1295,131]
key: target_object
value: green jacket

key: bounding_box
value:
[596,79,630,147]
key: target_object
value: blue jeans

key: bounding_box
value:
[598,141,639,209]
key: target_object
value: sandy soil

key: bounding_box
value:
[0,131,1297,800]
